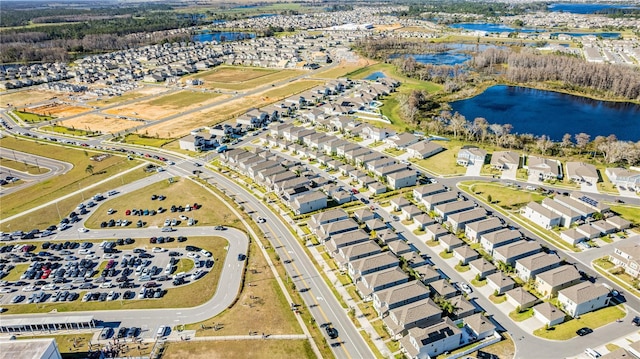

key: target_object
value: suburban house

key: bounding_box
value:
[386,132,420,149]
[505,287,538,309]
[414,214,436,231]
[576,223,602,239]
[407,141,444,159]
[400,318,462,359]
[487,272,516,295]
[178,133,218,151]
[310,208,349,231]
[356,267,409,302]
[335,241,382,270]
[413,184,446,202]
[421,191,458,211]
[365,218,388,233]
[493,240,542,266]
[522,202,562,229]
[362,126,395,142]
[446,208,487,232]
[317,219,359,241]
[609,243,640,278]
[490,151,520,170]
[515,253,562,282]
[479,229,522,255]
[433,200,475,220]
[457,146,487,166]
[348,252,400,281]
[372,281,431,316]
[439,234,464,252]
[464,218,503,242]
[402,205,423,221]
[605,167,640,191]
[388,169,418,190]
[425,224,449,241]
[353,208,376,223]
[527,156,562,180]
[383,298,442,340]
[391,197,412,211]
[453,245,480,265]
[557,282,610,317]
[469,258,497,278]
[534,265,583,299]
[566,161,599,184]
[559,228,587,246]
[464,313,497,341]
[553,195,597,218]
[533,302,565,327]
[429,279,458,299]
[541,198,581,228]
[606,216,631,231]
[450,295,476,320]
[324,229,370,256]
[291,191,327,215]
[369,182,387,195]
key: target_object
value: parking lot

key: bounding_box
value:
[0,238,212,307]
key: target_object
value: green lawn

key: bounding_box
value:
[411,148,466,176]
[593,257,615,270]
[13,110,54,123]
[533,305,625,340]
[471,278,487,287]
[147,91,217,107]
[439,251,453,259]
[0,158,50,175]
[610,205,640,226]
[460,181,547,210]
[122,133,175,147]
[490,294,507,304]
[509,307,534,322]
[455,263,470,272]
[40,125,101,137]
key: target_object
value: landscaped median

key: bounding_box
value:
[533,305,626,340]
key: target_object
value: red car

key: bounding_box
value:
[125,209,131,215]
[351,188,359,194]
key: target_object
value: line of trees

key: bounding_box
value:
[472,48,640,100]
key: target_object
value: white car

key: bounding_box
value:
[78,227,89,233]
[0,287,15,293]
[78,249,93,255]
[179,215,188,221]
[99,282,113,289]
[459,283,472,295]
[103,253,117,259]
[22,285,37,292]
[256,216,266,223]
[106,291,117,301]
[42,284,58,291]
[187,252,200,259]
[107,208,115,215]
[152,247,165,253]
[200,249,212,257]
[85,254,98,260]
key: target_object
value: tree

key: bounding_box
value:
[536,135,552,155]
[448,112,467,139]
[85,164,94,174]
[487,194,492,203]
[474,117,489,143]
[575,133,591,151]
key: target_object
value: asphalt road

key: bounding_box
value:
[0,148,73,196]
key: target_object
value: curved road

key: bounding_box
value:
[0,148,73,196]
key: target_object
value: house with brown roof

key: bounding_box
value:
[425,223,449,241]
[505,287,538,309]
[324,229,369,256]
[450,295,477,320]
[490,151,520,170]
[480,229,522,255]
[407,141,444,159]
[453,245,480,265]
[526,155,562,180]
[429,279,458,299]
[606,216,631,231]
[413,184,446,202]
[533,302,565,327]
[464,313,497,340]
[487,272,515,295]
[402,204,423,221]
[373,281,431,316]
[515,253,562,281]
[399,318,462,359]
[465,217,503,243]
[557,282,610,317]
[541,198,582,228]
[356,267,409,301]
[457,146,487,167]
[492,240,542,266]
[348,252,400,281]
[439,234,464,252]
[434,200,475,220]
[469,258,497,279]
[414,214,436,231]
[447,208,487,232]
[522,202,562,230]
[421,191,458,211]
[535,265,582,299]
[559,228,587,246]
[336,241,382,270]
[353,207,376,223]
[383,298,442,340]
[566,161,599,184]
[388,169,418,190]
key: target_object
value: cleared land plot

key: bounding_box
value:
[312,59,373,80]
[86,86,171,107]
[187,228,301,336]
[1,236,227,314]
[104,90,224,121]
[255,79,324,102]
[26,103,89,117]
[0,90,62,108]
[84,178,242,229]
[13,110,54,123]
[0,137,142,222]
[187,66,304,91]
[163,340,314,359]
[60,114,141,134]
[1,166,151,232]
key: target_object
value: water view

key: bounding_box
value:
[450,23,538,33]
[551,32,621,39]
[389,53,471,66]
[192,31,256,42]
[548,3,639,14]
[450,85,640,141]
[364,72,387,81]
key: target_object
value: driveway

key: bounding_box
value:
[501,167,518,181]
[465,162,483,177]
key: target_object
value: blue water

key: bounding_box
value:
[548,3,639,14]
[252,13,277,18]
[390,53,471,66]
[365,72,386,81]
[450,85,640,141]
[552,32,621,39]
[450,23,538,33]
[192,31,256,42]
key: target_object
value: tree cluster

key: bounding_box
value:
[472,48,640,100]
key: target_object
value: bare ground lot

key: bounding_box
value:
[0,90,67,108]
[163,340,314,359]
[311,58,374,79]
[186,66,304,92]
[104,90,225,121]
[60,114,140,134]
[25,103,89,118]
[86,86,171,107]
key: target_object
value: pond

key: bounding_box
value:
[449,23,539,33]
[192,31,256,43]
[449,85,640,141]
[551,32,621,39]
[364,72,387,81]
[389,53,471,66]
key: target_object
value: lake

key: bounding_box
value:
[450,23,538,33]
[450,85,640,141]
[552,32,621,39]
[389,53,471,66]
[192,31,256,42]
[548,3,639,14]
[364,72,386,81]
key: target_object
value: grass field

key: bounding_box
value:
[104,90,224,121]
[163,340,314,359]
[60,114,139,135]
[0,157,50,175]
[40,124,101,137]
[84,178,241,229]
[0,137,143,222]
[188,66,304,92]
[1,236,227,314]
[13,110,54,123]
[186,232,301,336]
[411,147,466,176]
[610,205,640,225]
[121,133,175,147]
[533,305,625,340]
[1,168,151,232]
[87,86,170,107]
[460,181,547,210]
[256,79,325,101]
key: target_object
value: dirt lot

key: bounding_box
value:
[312,58,374,79]
[25,103,89,117]
[87,86,171,107]
[0,90,66,108]
[163,340,314,359]
[60,114,140,134]
[187,66,304,92]
[103,90,225,121]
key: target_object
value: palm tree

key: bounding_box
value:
[85,164,94,175]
